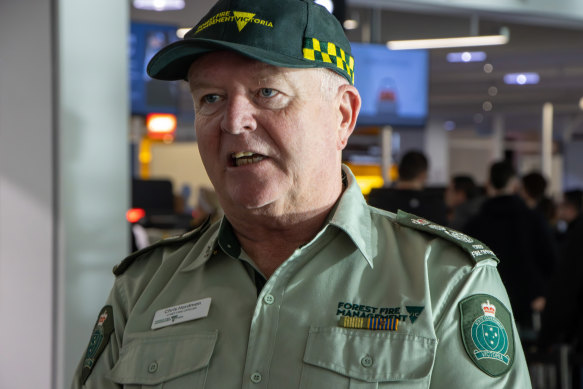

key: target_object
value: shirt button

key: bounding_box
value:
[361,355,373,368]
[148,361,159,373]
[263,294,275,305]
[250,372,262,383]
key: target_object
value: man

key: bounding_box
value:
[464,161,557,334]
[538,189,583,382]
[555,189,583,243]
[519,171,556,225]
[368,150,447,225]
[73,0,532,387]
[445,174,484,230]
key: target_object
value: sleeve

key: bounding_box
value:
[70,279,128,389]
[429,259,533,388]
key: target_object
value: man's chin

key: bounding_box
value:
[227,189,281,212]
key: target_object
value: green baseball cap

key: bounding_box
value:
[147,0,355,84]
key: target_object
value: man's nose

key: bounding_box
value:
[220,94,257,134]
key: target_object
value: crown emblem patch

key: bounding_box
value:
[459,294,515,377]
[471,300,510,365]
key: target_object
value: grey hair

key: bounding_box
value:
[318,68,349,100]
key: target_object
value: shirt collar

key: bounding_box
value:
[329,165,375,267]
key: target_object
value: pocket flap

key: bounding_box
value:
[304,327,436,382]
[108,330,217,385]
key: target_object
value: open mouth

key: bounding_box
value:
[231,151,266,167]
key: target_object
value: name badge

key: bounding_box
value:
[151,298,211,330]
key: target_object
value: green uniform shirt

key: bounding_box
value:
[72,166,532,388]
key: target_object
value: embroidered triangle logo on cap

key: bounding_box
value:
[233,11,256,31]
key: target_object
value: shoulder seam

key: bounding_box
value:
[113,218,211,276]
[395,210,499,264]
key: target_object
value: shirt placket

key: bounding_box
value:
[241,247,300,388]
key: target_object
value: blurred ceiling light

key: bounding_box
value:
[444,121,456,131]
[488,86,498,96]
[343,19,359,30]
[388,27,509,50]
[133,0,185,11]
[482,101,493,111]
[483,63,494,73]
[446,51,487,63]
[504,72,539,85]
[176,27,191,39]
[578,97,583,110]
[315,0,334,13]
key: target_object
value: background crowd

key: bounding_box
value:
[369,150,583,387]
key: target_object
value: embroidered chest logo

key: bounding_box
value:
[336,301,425,330]
[471,301,510,365]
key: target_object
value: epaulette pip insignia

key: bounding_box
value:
[396,210,498,263]
[113,217,211,276]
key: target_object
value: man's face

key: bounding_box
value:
[188,51,355,217]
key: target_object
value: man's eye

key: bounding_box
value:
[202,94,221,104]
[259,88,278,98]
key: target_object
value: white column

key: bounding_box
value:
[424,119,449,186]
[492,114,505,161]
[381,126,393,185]
[56,0,130,387]
[542,102,553,180]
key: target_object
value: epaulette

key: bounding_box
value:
[395,210,499,263]
[113,218,211,276]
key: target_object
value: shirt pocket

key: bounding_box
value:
[108,330,217,388]
[300,327,436,389]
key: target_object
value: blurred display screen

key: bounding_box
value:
[351,43,429,127]
[130,22,179,115]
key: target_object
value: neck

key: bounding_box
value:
[234,211,331,277]
[226,178,344,278]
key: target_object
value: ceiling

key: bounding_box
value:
[131,0,583,140]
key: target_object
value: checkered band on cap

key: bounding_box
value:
[302,37,355,84]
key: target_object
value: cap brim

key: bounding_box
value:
[147,38,320,81]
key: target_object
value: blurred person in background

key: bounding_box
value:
[555,189,583,244]
[464,161,558,335]
[520,171,556,226]
[445,174,484,231]
[368,150,447,225]
[538,189,583,387]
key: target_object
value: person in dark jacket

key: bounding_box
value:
[520,171,556,226]
[464,161,558,334]
[539,190,583,350]
[537,190,583,387]
[445,174,484,231]
[368,150,447,225]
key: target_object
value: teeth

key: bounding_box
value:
[232,151,253,159]
[232,151,265,167]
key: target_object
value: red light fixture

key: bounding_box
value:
[126,208,146,223]
[146,113,177,140]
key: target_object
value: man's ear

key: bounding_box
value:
[336,84,361,150]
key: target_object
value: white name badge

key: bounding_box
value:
[151,298,211,330]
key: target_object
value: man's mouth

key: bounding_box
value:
[231,151,266,167]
